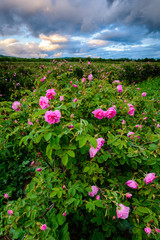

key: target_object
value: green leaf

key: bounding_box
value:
[79,137,87,148]
[136,207,150,214]
[57,213,66,226]
[33,109,46,118]
[86,201,95,212]
[36,133,44,143]
[66,198,75,205]
[67,150,75,158]
[83,166,90,172]
[88,137,97,149]
[46,144,52,160]
[44,132,52,141]
[144,215,153,223]
[62,154,68,166]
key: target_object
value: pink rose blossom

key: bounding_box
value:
[96,195,100,200]
[60,96,64,101]
[88,61,91,65]
[124,100,127,103]
[40,224,47,231]
[144,173,155,184]
[156,228,160,233]
[73,98,77,102]
[70,114,74,118]
[39,96,50,109]
[99,85,101,88]
[127,132,135,137]
[117,85,123,93]
[46,89,56,100]
[88,186,99,197]
[62,185,66,189]
[12,101,21,111]
[144,227,151,234]
[88,73,93,81]
[8,210,13,216]
[126,180,138,189]
[41,78,44,82]
[70,81,72,84]
[28,119,33,125]
[30,161,34,166]
[116,204,130,219]
[63,212,66,216]
[112,80,120,84]
[126,193,132,198]
[142,92,147,97]
[73,84,77,88]
[92,109,105,120]
[122,120,126,124]
[113,216,116,219]
[67,124,74,129]
[14,120,18,123]
[89,138,105,158]
[44,110,61,124]
[128,106,135,116]
[82,77,86,83]
[37,168,41,172]
[137,88,140,90]
[4,193,9,199]
[143,117,147,120]
[104,107,116,118]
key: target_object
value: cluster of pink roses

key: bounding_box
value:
[126,173,155,189]
[92,107,116,120]
[89,138,105,158]
[39,89,56,109]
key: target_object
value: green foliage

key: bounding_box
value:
[0,61,160,239]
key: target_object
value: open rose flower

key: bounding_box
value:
[144,227,151,234]
[46,89,56,100]
[44,110,61,124]
[40,224,47,231]
[88,74,93,81]
[12,101,21,111]
[8,210,13,216]
[117,85,123,93]
[144,173,155,184]
[92,109,105,120]
[142,92,147,97]
[89,138,105,158]
[104,107,116,118]
[88,186,99,197]
[116,204,130,219]
[39,96,50,109]
[126,180,138,189]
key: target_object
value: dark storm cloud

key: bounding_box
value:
[0,0,160,38]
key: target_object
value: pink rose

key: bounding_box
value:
[40,224,47,231]
[60,96,64,101]
[126,180,138,189]
[88,186,99,197]
[137,88,140,90]
[144,173,155,184]
[89,138,105,158]
[73,98,77,102]
[67,124,74,129]
[45,110,61,124]
[8,210,13,216]
[96,195,100,200]
[12,101,21,111]
[142,92,147,97]
[46,89,56,100]
[28,119,33,125]
[122,120,126,124]
[62,185,66,189]
[73,84,77,88]
[128,105,135,116]
[112,80,120,84]
[39,96,50,109]
[117,85,123,93]
[116,204,130,219]
[30,161,34,166]
[37,168,41,172]
[124,100,127,103]
[63,212,66,216]
[82,77,86,83]
[127,132,135,137]
[144,227,151,234]
[126,193,132,198]
[88,74,93,81]
[92,109,105,120]
[104,107,116,118]
[156,228,160,233]
[4,193,9,199]
[113,216,116,219]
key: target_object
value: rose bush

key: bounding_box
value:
[0,60,159,240]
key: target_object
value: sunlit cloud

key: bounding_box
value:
[88,39,107,46]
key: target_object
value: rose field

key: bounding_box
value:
[0,59,160,240]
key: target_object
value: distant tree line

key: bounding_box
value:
[0,55,160,63]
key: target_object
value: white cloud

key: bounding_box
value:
[88,39,107,46]
[39,40,60,51]
[39,34,68,43]
[53,52,63,57]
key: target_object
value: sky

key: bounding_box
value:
[0,0,160,59]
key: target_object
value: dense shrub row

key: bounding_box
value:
[0,60,160,239]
